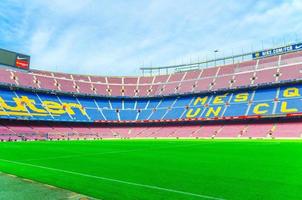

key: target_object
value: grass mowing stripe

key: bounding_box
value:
[21,149,142,162]
[0,158,226,200]
[20,142,202,162]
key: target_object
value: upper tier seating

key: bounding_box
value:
[0,51,301,97]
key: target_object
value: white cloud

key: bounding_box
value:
[0,0,301,76]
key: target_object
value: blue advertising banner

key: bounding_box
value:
[252,43,302,59]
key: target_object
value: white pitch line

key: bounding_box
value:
[0,158,225,200]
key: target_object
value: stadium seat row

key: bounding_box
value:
[0,84,302,122]
[0,122,301,141]
[0,51,302,97]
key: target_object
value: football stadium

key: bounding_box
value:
[1,1,302,200]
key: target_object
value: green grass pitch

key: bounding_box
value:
[0,139,301,200]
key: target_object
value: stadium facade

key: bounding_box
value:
[0,43,302,141]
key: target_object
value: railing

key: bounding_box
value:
[140,41,302,76]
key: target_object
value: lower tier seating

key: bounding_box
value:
[0,121,301,141]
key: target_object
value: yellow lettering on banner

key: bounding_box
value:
[205,107,222,117]
[234,93,249,102]
[0,97,26,112]
[20,96,47,113]
[193,96,208,106]
[0,111,49,116]
[283,87,300,98]
[0,95,88,118]
[63,103,87,116]
[253,103,269,114]
[42,101,66,115]
[213,93,228,104]
[186,108,201,118]
[280,101,298,113]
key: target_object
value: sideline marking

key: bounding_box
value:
[0,158,225,200]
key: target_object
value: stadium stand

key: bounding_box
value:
[1,44,302,140]
[0,83,301,123]
[0,50,300,97]
[1,120,300,141]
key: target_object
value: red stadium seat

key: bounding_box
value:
[14,71,38,88]
[0,68,15,84]
[215,125,245,138]
[35,75,57,90]
[232,72,254,88]
[77,81,94,94]
[253,68,278,85]
[56,79,77,93]
[242,124,273,138]
[212,75,233,90]
[278,64,302,81]
[194,77,214,92]
[257,56,279,69]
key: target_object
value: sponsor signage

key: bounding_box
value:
[15,54,30,70]
[0,48,30,70]
[252,43,302,59]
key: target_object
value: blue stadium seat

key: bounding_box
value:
[278,84,302,99]
[223,104,248,117]
[137,110,152,120]
[200,105,226,118]
[148,109,167,120]
[135,99,149,109]
[253,88,277,102]
[95,99,111,109]
[124,99,135,109]
[78,97,98,108]
[173,97,192,107]
[163,108,185,119]
[147,99,161,109]
[275,98,302,115]
[157,98,175,108]
[189,95,212,108]
[86,108,104,120]
[0,84,301,123]
[208,93,232,105]
[38,93,61,102]
[248,101,275,116]
[102,109,119,121]
[229,91,253,103]
[119,110,138,120]
[0,88,18,99]
[110,99,123,109]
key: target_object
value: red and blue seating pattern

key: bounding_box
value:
[0,84,301,123]
[1,49,302,140]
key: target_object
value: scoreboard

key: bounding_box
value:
[0,48,30,70]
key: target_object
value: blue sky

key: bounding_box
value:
[0,0,302,76]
